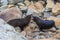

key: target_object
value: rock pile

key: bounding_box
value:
[0,0,60,40]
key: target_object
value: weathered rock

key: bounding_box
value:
[15,27,21,33]
[21,31,26,37]
[25,23,36,35]
[0,0,3,7]
[44,12,52,18]
[0,7,22,22]
[33,38,57,40]
[8,4,15,8]
[29,1,43,13]
[0,18,15,32]
[28,0,38,2]
[57,15,60,19]
[34,1,44,13]
[18,3,28,11]
[27,1,44,16]
[25,23,35,31]
[0,18,27,40]
[0,4,16,12]
[26,7,38,16]
[28,2,36,11]
[52,2,60,16]
[18,3,25,6]
[0,5,8,12]
[7,0,24,4]
[47,16,60,26]
[53,33,60,39]
[24,0,30,6]
[1,0,8,6]
[20,6,27,11]
[46,0,55,9]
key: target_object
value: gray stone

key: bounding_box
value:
[1,0,8,6]
[0,18,27,40]
[7,0,24,4]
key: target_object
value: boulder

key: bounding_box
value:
[0,4,15,12]
[52,2,60,16]
[47,16,60,26]
[0,5,8,12]
[28,2,36,11]
[28,1,44,13]
[7,0,24,4]
[46,0,55,9]
[53,33,60,39]
[24,0,30,6]
[8,4,15,8]
[18,3,28,11]
[1,0,8,6]
[0,18,27,40]
[26,2,38,15]
[27,1,44,16]
[0,7,22,22]
[34,1,44,13]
